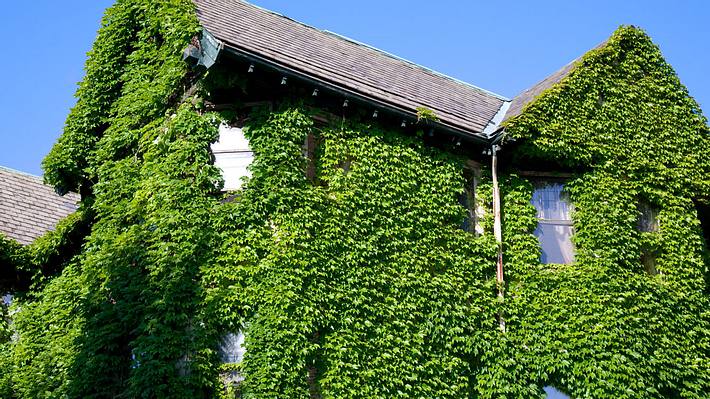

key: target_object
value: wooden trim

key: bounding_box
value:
[517,170,575,179]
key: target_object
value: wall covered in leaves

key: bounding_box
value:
[495,26,710,398]
[0,0,708,397]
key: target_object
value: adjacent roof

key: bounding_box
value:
[503,40,609,122]
[193,0,510,137]
[0,167,79,245]
[503,61,578,122]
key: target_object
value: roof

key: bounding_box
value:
[503,40,609,122]
[503,61,578,122]
[0,167,79,245]
[193,0,510,137]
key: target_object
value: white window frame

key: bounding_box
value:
[211,123,254,191]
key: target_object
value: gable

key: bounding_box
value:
[503,26,710,200]
[503,40,609,122]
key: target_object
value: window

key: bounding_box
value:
[219,330,247,388]
[532,181,575,264]
[637,201,660,275]
[1,294,11,306]
[219,331,246,365]
[211,124,254,191]
[544,386,571,398]
[460,162,483,235]
[637,202,659,233]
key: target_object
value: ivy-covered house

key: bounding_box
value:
[1,0,709,398]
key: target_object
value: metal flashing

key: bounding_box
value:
[482,101,512,138]
[183,29,223,69]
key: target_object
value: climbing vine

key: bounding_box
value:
[0,2,708,398]
[201,108,500,397]
[490,26,710,398]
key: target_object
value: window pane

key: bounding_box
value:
[637,202,659,232]
[214,152,254,191]
[544,386,571,398]
[535,223,575,264]
[212,124,254,191]
[219,331,246,364]
[212,124,250,153]
[532,182,571,221]
[532,181,574,264]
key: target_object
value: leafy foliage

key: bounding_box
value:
[203,108,499,397]
[495,26,710,398]
[416,106,439,123]
[1,5,708,399]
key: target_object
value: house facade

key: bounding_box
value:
[1,0,709,398]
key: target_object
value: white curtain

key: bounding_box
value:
[532,182,575,264]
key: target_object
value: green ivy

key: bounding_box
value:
[201,108,500,397]
[1,4,708,398]
[494,26,710,398]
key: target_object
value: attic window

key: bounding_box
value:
[211,124,253,191]
[531,181,575,264]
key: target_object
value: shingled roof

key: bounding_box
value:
[0,167,79,245]
[193,0,510,137]
[503,61,579,122]
[503,40,609,122]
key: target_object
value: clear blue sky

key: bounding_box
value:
[1,1,708,176]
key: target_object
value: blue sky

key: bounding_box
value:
[1,0,708,176]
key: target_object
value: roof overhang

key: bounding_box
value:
[185,29,502,145]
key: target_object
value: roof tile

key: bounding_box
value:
[193,0,509,136]
[0,167,79,245]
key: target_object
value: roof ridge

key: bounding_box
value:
[0,165,43,181]
[321,29,510,101]
[236,0,509,101]
[503,38,610,122]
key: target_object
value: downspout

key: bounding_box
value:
[491,144,505,332]
[484,100,509,333]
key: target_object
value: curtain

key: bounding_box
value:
[531,181,575,264]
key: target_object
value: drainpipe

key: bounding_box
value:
[491,144,505,332]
